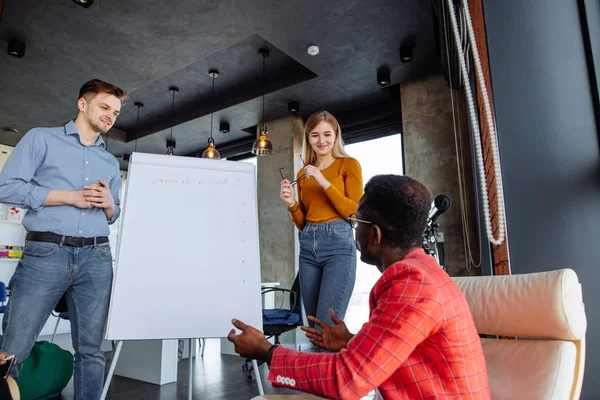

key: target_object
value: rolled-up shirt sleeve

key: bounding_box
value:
[106,168,121,224]
[0,129,50,211]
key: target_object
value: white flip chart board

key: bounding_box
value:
[105,153,262,340]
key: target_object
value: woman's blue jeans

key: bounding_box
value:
[299,220,356,332]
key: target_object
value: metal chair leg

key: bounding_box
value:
[51,318,60,343]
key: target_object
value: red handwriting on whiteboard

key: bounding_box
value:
[151,176,193,185]
[209,178,228,185]
[151,176,231,186]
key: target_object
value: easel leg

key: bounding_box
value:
[101,340,124,400]
[188,338,194,400]
[252,359,264,396]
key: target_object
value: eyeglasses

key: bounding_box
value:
[279,155,307,186]
[348,213,372,229]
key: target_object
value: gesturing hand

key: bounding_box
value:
[84,179,115,209]
[227,319,273,361]
[301,308,353,352]
[303,165,330,189]
[280,179,296,207]
[0,352,15,365]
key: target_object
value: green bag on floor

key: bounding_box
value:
[18,341,74,400]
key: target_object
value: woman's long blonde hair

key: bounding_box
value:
[302,110,351,165]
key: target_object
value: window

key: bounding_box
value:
[344,134,403,332]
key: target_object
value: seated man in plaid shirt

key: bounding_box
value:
[228,175,490,400]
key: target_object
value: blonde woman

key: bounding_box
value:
[280,111,363,339]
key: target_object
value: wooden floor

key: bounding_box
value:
[57,338,297,400]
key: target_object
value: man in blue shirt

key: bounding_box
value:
[0,79,126,399]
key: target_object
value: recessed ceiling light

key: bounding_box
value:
[288,101,300,113]
[307,45,319,56]
[73,0,93,8]
[377,66,391,87]
[219,122,230,134]
[7,39,25,58]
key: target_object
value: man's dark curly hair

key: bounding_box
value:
[360,175,432,249]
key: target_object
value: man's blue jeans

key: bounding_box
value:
[1,239,113,400]
[299,220,356,331]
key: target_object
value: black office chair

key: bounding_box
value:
[243,275,303,381]
[0,281,8,314]
[51,294,69,343]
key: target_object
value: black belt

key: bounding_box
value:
[26,231,109,247]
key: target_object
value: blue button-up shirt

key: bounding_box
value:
[0,121,121,237]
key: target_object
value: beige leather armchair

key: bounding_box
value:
[454,268,587,400]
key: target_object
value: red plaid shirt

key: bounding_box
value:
[268,249,490,399]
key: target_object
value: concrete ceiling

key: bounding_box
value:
[0,0,440,167]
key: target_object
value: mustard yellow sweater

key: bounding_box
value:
[288,157,363,231]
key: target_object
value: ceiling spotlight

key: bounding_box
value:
[399,45,413,63]
[73,0,93,7]
[219,122,230,134]
[7,39,25,58]
[288,101,300,113]
[166,87,179,155]
[307,45,319,56]
[377,66,391,87]
[2,127,18,134]
[166,139,176,156]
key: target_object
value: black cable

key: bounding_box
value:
[262,53,266,127]
[134,103,141,152]
[210,75,215,141]
[169,90,175,142]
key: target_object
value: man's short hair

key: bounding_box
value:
[361,175,433,249]
[78,79,128,103]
